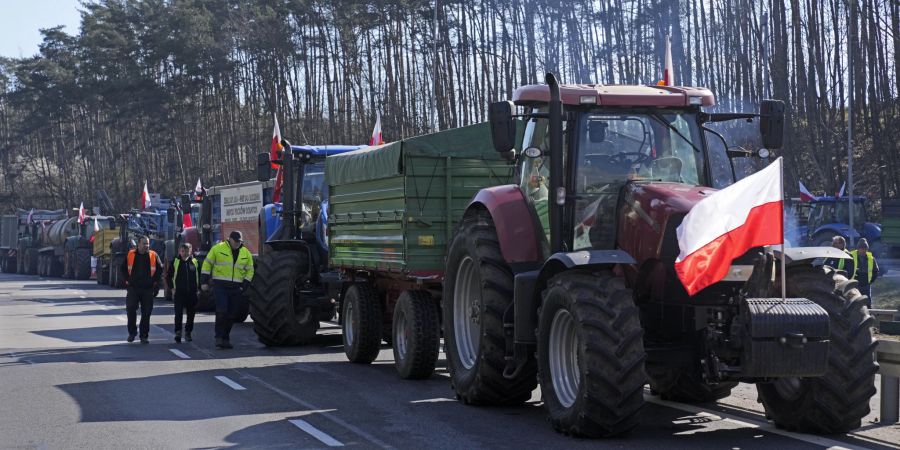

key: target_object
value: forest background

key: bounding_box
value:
[0,0,897,216]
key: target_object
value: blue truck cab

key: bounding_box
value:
[260,145,364,251]
[803,196,882,253]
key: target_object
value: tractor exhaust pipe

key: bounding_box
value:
[546,73,564,253]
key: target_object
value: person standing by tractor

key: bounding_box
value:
[850,238,880,307]
[122,236,163,344]
[200,231,254,349]
[824,235,854,274]
[166,243,199,343]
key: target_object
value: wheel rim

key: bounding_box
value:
[549,308,581,408]
[773,377,804,402]
[453,256,481,370]
[395,308,408,361]
[344,298,356,347]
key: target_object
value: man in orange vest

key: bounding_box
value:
[121,236,163,343]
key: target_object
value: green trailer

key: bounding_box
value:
[325,122,516,378]
[884,199,900,257]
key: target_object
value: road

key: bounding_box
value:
[0,273,898,449]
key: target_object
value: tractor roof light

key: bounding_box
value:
[579,95,597,104]
[689,96,703,106]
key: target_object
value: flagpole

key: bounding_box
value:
[780,157,787,301]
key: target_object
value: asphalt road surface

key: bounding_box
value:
[1,273,898,449]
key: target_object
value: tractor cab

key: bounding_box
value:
[804,196,881,251]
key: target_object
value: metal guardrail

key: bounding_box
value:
[876,339,900,424]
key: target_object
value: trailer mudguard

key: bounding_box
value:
[467,185,542,264]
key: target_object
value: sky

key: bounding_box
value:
[0,1,83,59]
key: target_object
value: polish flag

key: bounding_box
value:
[27,208,34,224]
[369,112,384,146]
[657,35,675,86]
[78,202,85,225]
[837,182,846,197]
[798,181,815,202]
[194,178,203,196]
[141,181,151,209]
[675,157,784,296]
[93,215,100,233]
[270,114,283,169]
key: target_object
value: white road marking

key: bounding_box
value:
[409,397,455,404]
[289,419,344,447]
[215,375,246,391]
[169,349,190,359]
[644,393,870,450]
[116,316,127,322]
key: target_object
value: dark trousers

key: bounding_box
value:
[174,291,198,334]
[213,284,242,340]
[126,288,155,338]
[858,283,872,308]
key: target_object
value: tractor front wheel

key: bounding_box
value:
[248,248,319,346]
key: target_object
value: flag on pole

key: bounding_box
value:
[838,182,846,197]
[78,202,85,224]
[369,112,384,146]
[194,178,203,196]
[273,166,284,203]
[675,157,784,296]
[270,114,283,169]
[657,35,675,86]
[28,208,34,224]
[93,215,100,233]
[798,181,816,202]
[141,181,151,209]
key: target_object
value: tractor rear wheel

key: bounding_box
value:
[63,250,74,279]
[443,211,537,406]
[248,248,318,346]
[757,266,877,433]
[74,248,91,280]
[392,290,440,379]
[342,283,383,364]
[537,271,645,437]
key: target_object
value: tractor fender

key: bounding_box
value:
[467,185,542,264]
[512,250,636,344]
[773,246,851,266]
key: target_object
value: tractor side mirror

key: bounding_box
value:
[760,99,785,150]
[489,101,516,153]
[257,152,272,182]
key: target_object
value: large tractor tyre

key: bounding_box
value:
[443,211,537,406]
[63,250,74,279]
[647,367,736,403]
[757,266,877,434]
[537,271,646,438]
[248,249,319,346]
[48,256,63,278]
[74,249,91,280]
[97,264,109,285]
[392,290,440,379]
[342,283,383,364]
[196,290,216,311]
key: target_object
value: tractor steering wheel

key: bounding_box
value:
[608,152,652,168]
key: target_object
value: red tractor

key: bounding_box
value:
[443,74,876,437]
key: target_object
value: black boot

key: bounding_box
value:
[174,331,182,343]
[140,335,149,344]
[127,334,136,343]
[185,332,192,342]
[222,339,234,349]
[215,338,225,349]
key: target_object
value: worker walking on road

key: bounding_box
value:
[122,236,163,344]
[201,231,254,349]
[166,243,199,343]
[850,238,880,307]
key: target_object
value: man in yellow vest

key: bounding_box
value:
[121,236,163,343]
[201,231,254,349]
[850,238,880,307]
[166,243,200,343]
[824,235,854,274]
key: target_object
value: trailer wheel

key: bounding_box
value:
[757,266,877,434]
[74,248,91,280]
[537,270,645,437]
[248,248,318,346]
[392,290,440,379]
[342,283,383,364]
[647,368,736,403]
[444,211,537,406]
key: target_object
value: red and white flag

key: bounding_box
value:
[675,157,784,296]
[657,35,675,86]
[798,181,815,202]
[838,182,846,197]
[369,112,384,146]
[93,215,100,233]
[27,208,34,224]
[78,202,85,224]
[270,114,283,169]
[194,178,203,196]
[141,181,151,209]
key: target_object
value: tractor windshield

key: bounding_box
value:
[572,110,705,250]
[301,161,327,224]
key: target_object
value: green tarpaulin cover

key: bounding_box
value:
[326,122,504,185]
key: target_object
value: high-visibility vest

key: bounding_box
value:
[127,249,158,277]
[850,250,875,284]
[836,249,850,270]
[172,257,198,291]
[200,241,254,284]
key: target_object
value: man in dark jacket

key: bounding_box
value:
[166,243,200,343]
[122,236,163,343]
